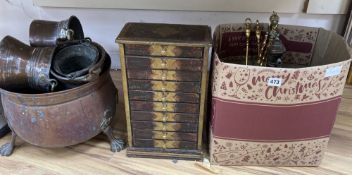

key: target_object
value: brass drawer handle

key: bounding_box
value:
[161,91,167,102]
[160,59,167,68]
[161,70,167,81]
[161,48,167,56]
[162,102,168,111]
[162,132,167,140]
[161,81,167,92]
[162,140,167,149]
[149,45,176,57]
[162,112,168,122]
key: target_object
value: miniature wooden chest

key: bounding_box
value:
[116,23,211,160]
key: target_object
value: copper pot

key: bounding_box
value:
[0,56,124,156]
[29,16,84,47]
[0,36,57,92]
[50,40,106,88]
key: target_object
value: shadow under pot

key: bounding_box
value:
[50,41,106,89]
[0,36,57,92]
[29,16,84,47]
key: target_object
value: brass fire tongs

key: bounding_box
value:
[255,19,269,66]
[257,32,269,66]
[247,19,265,66]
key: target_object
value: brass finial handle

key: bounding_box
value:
[255,20,261,59]
[245,18,252,65]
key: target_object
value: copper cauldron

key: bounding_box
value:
[0,57,124,156]
[29,16,84,47]
[0,36,57,92]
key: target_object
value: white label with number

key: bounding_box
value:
[325,66,342,77]
[267,78,282,87]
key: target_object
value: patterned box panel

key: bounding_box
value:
[210,24,352,166]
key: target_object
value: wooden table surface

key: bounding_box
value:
[0,71,351,175]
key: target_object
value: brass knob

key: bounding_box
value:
[161,87,166,92]
[162,112,168,122]
[161,62,167,68]
[162,102,167,111]
[160,59,167,68]
[161,70,167,81]
[162,141,167,149]
[163,116,168,122]
[161,48,167,55]
[162,132,167,139]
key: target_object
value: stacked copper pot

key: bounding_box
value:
[0,16,124,156]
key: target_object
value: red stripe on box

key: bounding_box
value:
[211,97,341,141]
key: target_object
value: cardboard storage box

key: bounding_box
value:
[210,24,352,166]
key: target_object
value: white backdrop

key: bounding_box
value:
[0,0,347,69]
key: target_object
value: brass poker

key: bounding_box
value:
[245,18,251,65]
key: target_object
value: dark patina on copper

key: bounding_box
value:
[0,56,124,156]
[50,40,106,89]
[29,16,84,47]
[0,35,57,92]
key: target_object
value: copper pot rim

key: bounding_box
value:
[50,41,106,84]
[0,55,111,99]
[29,15,85,47]
[51,41,100,78]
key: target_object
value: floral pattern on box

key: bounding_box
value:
[212,56,351,104]
[210,135,329,166]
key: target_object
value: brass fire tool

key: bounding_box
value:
[256,11,285,67]
[257,32,269,66]
[255,20,261,59]
[245,18,252,65]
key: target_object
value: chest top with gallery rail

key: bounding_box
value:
[116,23,212,160]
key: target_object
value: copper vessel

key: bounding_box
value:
[0,36,57,92]
[51,40,106,88]
[29,16,84,47]
[0,56,124,156]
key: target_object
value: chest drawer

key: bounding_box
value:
[131,111,198,123]
[124,44,203,58]
[128,80,201,93]
[129,90,199,103]
[127,69,201,82]
[126,56,202,71]
[133,129,197,142]
[130,101,199,114]
[133,139,197,149]
[132,121,198,133]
